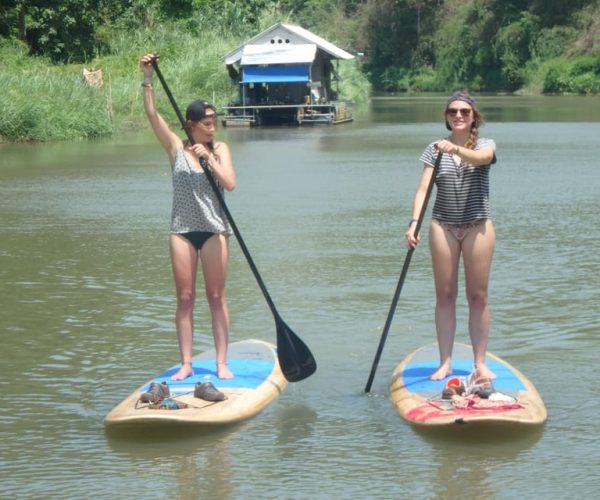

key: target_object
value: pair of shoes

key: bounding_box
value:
[194,381,227,402]
[441,377,465,399]
[140,381,170,404]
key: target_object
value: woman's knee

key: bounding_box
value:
[205,289,226,310]
[466,289,488,310]
[436,288,458,307]
[176,289,196,309]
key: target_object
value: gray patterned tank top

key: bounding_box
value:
[170,148,232,235]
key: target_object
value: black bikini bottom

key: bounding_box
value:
[180,231,216,250]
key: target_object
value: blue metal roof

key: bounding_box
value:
[242,65,310,83]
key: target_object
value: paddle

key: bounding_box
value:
[149,56,316,382]
[364,148,442,393]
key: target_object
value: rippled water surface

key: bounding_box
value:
[1,95,599,499]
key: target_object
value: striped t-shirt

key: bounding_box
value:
[170,148,232,235]
[419,138,497,225]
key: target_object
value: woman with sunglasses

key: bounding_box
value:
[139,53,236,380]
[405,91,497,383]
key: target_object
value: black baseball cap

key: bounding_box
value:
[185,100,216,121]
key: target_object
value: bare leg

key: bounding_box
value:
[169,235,198,380]
[462,220,496,379]
[429,221,461,380]
[200,234,233,379]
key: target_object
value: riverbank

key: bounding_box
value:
[0,31,369,143]
[0,7,600,143]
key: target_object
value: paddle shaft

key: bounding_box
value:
[150,60,279,315]
[364,150,442,393]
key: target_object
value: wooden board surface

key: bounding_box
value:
[105,339,287,427]
[390,343,547,427]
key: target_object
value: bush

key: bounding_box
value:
[409,67,439,92]
[541,55,600,94]
[542,59,572,93]
[571,54,600,76]
[570,72,600,94]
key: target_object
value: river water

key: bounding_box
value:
[1,95,599,499]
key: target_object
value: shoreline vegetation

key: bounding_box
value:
[1,0,599,143]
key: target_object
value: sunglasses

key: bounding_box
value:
[446,108,472,117]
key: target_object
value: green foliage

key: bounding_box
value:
[433,0,496,90]
[335,59,370,102]
[495,12,540,90]
[408,67,438,91]
[377,0,600,93]
[532,26,575,59]
[380,66,412,92]
[23,0,101,63]
[0,42,113,141]
[2,0,600,142]
[541,55,600,94]
[527,0,589,26]
[378,65,441,92]
[362,0,439,87]
[541,59,572,93]
[0,4,369,142]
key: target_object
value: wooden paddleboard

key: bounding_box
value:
[390,343,547,427]
[105,339,287,427]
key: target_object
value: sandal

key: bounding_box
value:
[471,377,495,399]
[194,381,227,402]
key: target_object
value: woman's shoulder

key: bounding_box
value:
[421,141,439,155]
[419,142,439,166]
[173,145,186,157]
[213,140,230,152]
[477,137,496,149]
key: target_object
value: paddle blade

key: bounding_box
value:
[276,319,317,382]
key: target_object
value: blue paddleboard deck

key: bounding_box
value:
[105,339,288,427]
[144,358,276,395]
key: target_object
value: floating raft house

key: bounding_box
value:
[222,23,355,126]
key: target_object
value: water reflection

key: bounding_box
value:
[274,403,318,449]
[105,424,243,500]
[419,425,545,500]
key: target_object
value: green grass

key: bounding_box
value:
[0,42,113,142]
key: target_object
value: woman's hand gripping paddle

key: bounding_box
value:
[364,149,442,393]
[150,55,316,382]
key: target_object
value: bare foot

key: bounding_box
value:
[430,361,452,380]
[217,362,234,379]
[474,363,496,380]
[171,362,194,381]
